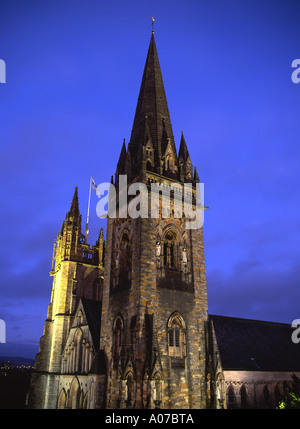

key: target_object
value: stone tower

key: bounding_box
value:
[99,32,209,409]
[27,188,104,409]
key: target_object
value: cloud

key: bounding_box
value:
[207,253,300,324]
[206,212,300,324]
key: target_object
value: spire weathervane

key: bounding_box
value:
[152,16,155,33]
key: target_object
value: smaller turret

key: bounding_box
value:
[50,187,100,274]
[178,132,193,182]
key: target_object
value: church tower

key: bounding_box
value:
[99,31,209,409]
[28,188,104,409]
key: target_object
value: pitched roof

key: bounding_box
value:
[81,298,102,349]
[210,315,300,372]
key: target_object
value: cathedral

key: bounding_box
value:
[27,31,300,410]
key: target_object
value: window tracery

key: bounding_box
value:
[62,328,94,375]
[156,227,190,274]
[167,313,186,359]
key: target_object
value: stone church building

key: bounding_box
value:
[27,32,300,409]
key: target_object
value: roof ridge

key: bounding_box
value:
[209,314,292,327]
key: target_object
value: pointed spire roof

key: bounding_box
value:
[116,139,127,174]
[65,187,81,226]
[193,166,199,182]
[69,187,79,216]
[120,138,127,160]
[129,32,176,162]
[178,132,191,162]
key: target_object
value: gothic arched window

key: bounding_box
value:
[69,377,81,409]
[263,385,272,409]
[58,388,67,409]
[113,316,123,365]
[75,329,84,373]
[227,386,236,409]
[240,385,248,409]
[167,313,186,358]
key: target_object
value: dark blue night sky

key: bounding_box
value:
[1,0,300,358]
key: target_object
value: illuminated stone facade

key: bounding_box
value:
[27,33,300,410]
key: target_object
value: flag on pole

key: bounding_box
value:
[85,176,97,243]
[91,177,97,191]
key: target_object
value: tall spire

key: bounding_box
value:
[129,32,176,165]
[65,186,81,227]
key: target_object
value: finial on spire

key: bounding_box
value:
[152,16,155,33]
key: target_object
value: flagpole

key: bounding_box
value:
[85,176,92,243]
